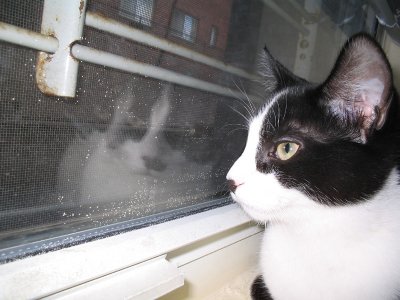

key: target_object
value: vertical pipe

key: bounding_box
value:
[36,0,87,97]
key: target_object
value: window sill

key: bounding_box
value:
[0,203,261,299]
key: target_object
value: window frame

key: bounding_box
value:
[0,203,261,299]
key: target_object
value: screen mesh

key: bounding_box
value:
[0,0,375,261]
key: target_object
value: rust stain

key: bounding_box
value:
[36,52,58,96]
[79,0,85,16]
[90,11,113,22]
[44,28,56,38]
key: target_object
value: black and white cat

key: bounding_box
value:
[226,33,400,300]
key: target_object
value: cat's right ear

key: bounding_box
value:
[259,46,306,93]
[320,34,393,143]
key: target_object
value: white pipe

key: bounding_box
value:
[85,12,259,81]
[71,44,243,99]
[0,21,58,53]
[0,21,254,100]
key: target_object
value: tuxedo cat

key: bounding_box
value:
[227,33,400,300]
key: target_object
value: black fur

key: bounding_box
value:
[251,275,274,300]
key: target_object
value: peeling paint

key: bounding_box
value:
[89,11,111,22]
[44,28,56,38]
[79,0,85,16]
[33,0,85,97]
[36,52,58,96]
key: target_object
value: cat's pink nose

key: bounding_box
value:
[227,179,243,193]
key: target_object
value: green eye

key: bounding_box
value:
[276,142,300,161]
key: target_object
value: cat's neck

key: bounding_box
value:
[267,168,400,237]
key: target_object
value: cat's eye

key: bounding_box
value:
[275,142,300,161]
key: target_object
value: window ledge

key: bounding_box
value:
[46,255,184,300]
[0,203,260,299]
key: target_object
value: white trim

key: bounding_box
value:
[163,233,263,299]
[0,204,260,299]
[45,256,184,300]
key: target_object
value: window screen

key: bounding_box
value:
[0,0,376,262]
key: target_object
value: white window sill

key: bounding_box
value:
[0,203,262,299]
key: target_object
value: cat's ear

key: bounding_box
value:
[259,46,306,93]
[321,34,393,143]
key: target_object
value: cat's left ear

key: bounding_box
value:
[321,34,393,143]
[260,46,306,93]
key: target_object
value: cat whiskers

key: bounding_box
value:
[216,181,232,196]
[228,106,251,124]
[221,123,248,136]
[226,80,257,124]
[233,79,257,116]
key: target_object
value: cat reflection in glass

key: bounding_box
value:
[58,84,213,207]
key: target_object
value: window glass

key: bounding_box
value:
[119,0,154,26]
[171,9,198,43]
[0,0,377,261]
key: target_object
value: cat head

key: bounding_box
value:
[226,33,399,223]
[105,84,171,174]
